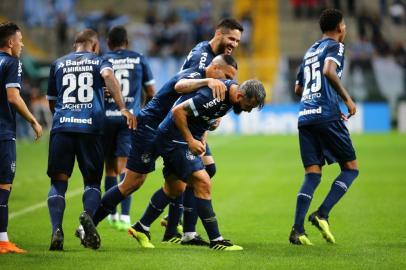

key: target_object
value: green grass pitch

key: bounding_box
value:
[2,133,406,269]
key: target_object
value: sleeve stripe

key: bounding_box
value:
[100,66,113,74]
[46,95,57,100]
[6,83,21,89]
[144,79,155,86]
[188,99,199,117]
[325,57,341,67]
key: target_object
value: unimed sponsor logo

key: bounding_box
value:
[299,107,322,116]
[60,117,92,125]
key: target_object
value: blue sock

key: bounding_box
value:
[140,188,171,227]
[82,183,101,217]
[165,194,183,236]
[293,173,321,233]
[47,180,68,233]
[93,185,125,226]
[104,176,117,214]
[183,186,198,233]
[195,197,220,240]
[0,188,10,233]
[318,169,359,218]
[120,173,132,216]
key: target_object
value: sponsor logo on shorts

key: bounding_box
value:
[185,149,196,161]
[11,161,16,173]
[141,152,151,163]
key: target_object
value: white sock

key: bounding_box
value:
[108,213,119,221]
[139,222,150,231]
[120,215,131,224]
[211,236,224,242]
[181,232,197,241]
[0,232,9,242]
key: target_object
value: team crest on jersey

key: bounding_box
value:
[10,161,16,173]
[185,149,196,161]
[141,152,152,163]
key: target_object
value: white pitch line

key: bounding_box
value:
[9,188,83,220]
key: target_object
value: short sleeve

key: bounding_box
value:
[100,58,113,74]
[5,58,22,90]
[185,88,213,117]
[325,42,345,67]
[46,63,57,100]
[141,56,155,86]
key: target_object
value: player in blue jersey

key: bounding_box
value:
[88,55,237,245]
[161,18,244,244]
[0,22,43,254]
[102,26,155,231]
[129,79,265,251]
[289,9,359,246]
[46,29,136,251]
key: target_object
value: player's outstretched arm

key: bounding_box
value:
[323,60,356,118]
[7,87,43,140]
[172,100,205,155]
[102,69,137,129]
[175,78,226,101]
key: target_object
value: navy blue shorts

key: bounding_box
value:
[160,139,205,182]
[47,132,104,182]
[299,120,356,167]
[126,122,159,174]
[0,140,16,184]
[103,119,131,159]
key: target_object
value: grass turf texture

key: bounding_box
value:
[2,133,406,269]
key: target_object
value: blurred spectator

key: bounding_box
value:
[389,0,405,25]
[348,36,384,101]
[240,12,253,55]
[291,0,320,18]
[393,41,406,99]
[31,87,52,129]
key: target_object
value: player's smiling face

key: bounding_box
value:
[219,29,241,55]
[10,31,24,58]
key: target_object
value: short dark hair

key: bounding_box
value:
[216,18,244,33]
[0,22,20,47]
[108,25,128,48]
[239,79,266,110]
[220,54,238,70]
[319,8,343,33]
[74,29,98,46]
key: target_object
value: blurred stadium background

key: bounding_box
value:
[1,1,406,269]
[1,0,406,136]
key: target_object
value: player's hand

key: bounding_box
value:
[103,87,111,97]
[31,121,43,141]
[208,118,222,131]
[121,109,137,130]
[188,138,205,156]
[343,99,356,120]
[208,78,226,101]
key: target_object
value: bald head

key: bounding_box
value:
[211,54,238,70]
[74,29,99,52]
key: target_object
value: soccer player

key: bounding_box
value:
[162,18,244,245]
[129,79,265,251]
[0,22,43,254]
[86,54,237,246]
[46,29,135,251]
[289,9,359,245]
[102,26,155,231]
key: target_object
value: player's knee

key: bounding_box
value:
[193,178,211,198]
[205,163,216,178]
[341,168,359,186]
[119,174,146,195]
[0,183,12,191]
